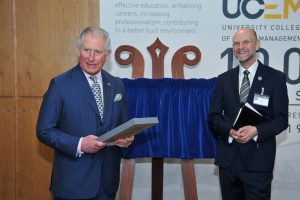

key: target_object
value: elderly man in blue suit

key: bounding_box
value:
[208,28,288,200]
[37,26,134,200]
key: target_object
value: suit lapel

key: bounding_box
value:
[71,65,102,121]
[232,67,241,107]
[248,61,265,104]
[101,71,113,124]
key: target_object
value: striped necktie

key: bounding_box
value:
[240,70,250,103]
[90,76,104,120]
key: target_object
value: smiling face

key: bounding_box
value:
[78,32,110,76]
[232,28,260,69]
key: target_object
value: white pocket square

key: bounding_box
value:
[114,93,122,102]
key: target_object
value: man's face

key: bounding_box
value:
[79,33,109,76]
[232,29,260,68]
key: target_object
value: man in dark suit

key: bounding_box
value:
[36,26,134,200]
[207,28,288,200]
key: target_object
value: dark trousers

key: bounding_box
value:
[54,194,115,200]
[54,186,116,200]
[219,151,273,200]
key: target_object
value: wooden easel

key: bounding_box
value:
[117,38,201,200]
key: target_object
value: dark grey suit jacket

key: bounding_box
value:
[208,60,288,172]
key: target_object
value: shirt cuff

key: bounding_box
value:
[76,137,84,157]
[228,136,233,144]
[253,135,258,142]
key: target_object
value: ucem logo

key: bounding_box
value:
[222,0,300,19]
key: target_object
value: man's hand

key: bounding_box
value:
[114,136,135,148]
[230,126,258,143]
[81,135,107,153]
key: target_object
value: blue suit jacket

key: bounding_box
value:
[208,61,288,172]
[36,64,128,199]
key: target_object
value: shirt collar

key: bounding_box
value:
[81,69,103,85]
[239,60,258,77]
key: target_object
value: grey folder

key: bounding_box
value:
[98,117,159,143]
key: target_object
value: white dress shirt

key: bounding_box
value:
[228,60,259,143]
[76,70,104,157]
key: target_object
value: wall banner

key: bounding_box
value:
[100,1,300,199]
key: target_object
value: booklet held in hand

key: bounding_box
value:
[233,103,264,130]
[98,117,159,143]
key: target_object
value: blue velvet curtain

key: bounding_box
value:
[122,78,217,159]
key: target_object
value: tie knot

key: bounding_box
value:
[90,76,97,83]
[244,70,250,76]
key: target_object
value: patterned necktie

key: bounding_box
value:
[90,76,104,120]
[240,70,250,103]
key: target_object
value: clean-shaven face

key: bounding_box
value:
[79,33,109,76]
[232,29,260,68]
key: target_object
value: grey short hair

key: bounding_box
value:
[76,26,111,52]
